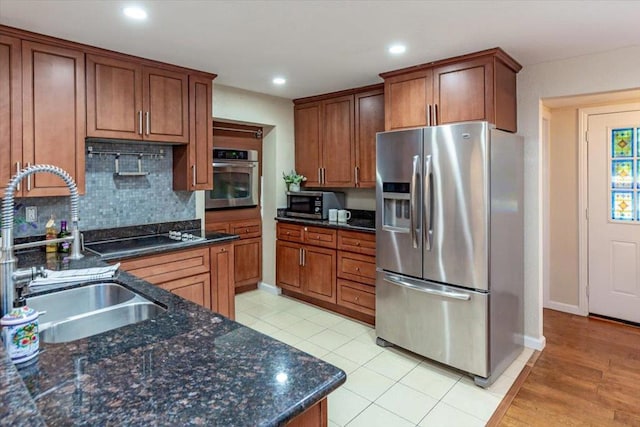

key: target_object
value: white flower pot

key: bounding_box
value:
[288,183,300,192]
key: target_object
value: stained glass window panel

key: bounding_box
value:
[612,128,633,157]
[612,191,634,221]
[612,160,634,188]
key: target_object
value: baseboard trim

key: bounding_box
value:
[524,334,546,351]
[545,300,584,316]
[257,281,281,295]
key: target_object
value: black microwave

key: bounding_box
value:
[286,191,345,220]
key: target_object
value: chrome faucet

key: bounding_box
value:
[1,164,83,316]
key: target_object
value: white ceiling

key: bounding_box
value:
[1,0,639,100]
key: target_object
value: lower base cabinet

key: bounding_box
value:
[276,222,375,324]
[286,398,327,427]
[117,243,235,319]
[159,272,211,309]
[210,244,235,319]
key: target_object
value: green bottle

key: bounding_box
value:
[58,220,71,253]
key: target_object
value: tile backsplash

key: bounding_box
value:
[4,141,196,237]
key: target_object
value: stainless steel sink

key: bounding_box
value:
[27,282,166,343]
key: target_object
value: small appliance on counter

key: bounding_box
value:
[285,191,344,220]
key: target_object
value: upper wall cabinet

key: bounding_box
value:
[1,35,86,196]
[87,54,189,143]
[173,74,213,190]
[0,35,21,194]
[294,84,384,188]
[381,48,521,132]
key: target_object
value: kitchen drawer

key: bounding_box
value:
[205,222,230,234]
[337,251,376,285]
[118,247,210,285]
[303,226,337,249]
[277,223,304,243]
[337,230,376,256]
[231,219,261,239]
[337,279,375,316]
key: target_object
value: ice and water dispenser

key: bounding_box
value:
[381,182,412,231]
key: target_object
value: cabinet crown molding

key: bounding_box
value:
[379,47,522,79]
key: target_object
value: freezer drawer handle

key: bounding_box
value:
[383,276,471,301]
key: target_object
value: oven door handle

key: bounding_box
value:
[213,162,257,168]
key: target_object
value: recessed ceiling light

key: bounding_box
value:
[273,77,286,85]
[123,6,147,20]
[389,44,406,54]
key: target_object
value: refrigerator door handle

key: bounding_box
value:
[383,276,471,301]
[424,154,432,250]
[410,155,420,248]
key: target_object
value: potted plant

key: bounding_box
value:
[282,170,306,192]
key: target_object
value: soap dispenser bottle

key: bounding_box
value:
[1,285,39,365]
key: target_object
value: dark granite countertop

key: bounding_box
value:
[275,216,376,233]
[2,228,346,425]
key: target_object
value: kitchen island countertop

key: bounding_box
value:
[1,246,345,425]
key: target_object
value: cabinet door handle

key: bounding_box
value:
[138,111,143,135]
[299,248,303,266]
[426,104,431,126]
[355,166,359,186]
[302,248,305,266]
[318,168,322,184]
[145,111,150,135]
[433,104,438,126]
[26,162,31,192]
[15,162,21,191]
[192,165,196,187]
[322,167,326,184]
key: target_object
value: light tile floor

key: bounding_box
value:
[235,289,534,427]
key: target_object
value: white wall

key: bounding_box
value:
[519,45,640,349]
[210,84,295,287]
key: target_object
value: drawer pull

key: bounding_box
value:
[356,242,360,246]
[354,296,359,302]
[355,267,360,271]
[246,228,250,233]
[286,231,290,235]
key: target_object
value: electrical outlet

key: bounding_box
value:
[26,206,37,223]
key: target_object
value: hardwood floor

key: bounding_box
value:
[495,309,640,426]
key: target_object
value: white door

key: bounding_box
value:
[588,110,640,323]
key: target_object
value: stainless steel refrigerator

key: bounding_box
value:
[375,121,524,387]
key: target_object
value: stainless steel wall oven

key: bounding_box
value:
[205,148,259,209]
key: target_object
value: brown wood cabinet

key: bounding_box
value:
[87,54,189,143]
[14,40,86,196]
[381,48,521,132]
[276,239,337,304]
[0,35,21,194]
[354,88,385,188]
[295,95,354,187]
[159,272,211,309]
[173,74,213,190]
[286,398,327,427]
[294,84,384,188]
[276,222,376,323]
[210,243,235,319]
[206,218,263,293]
[2,25,217,199]
[384,69,433,131]
[336,230,376,318]
[117,243,235,319]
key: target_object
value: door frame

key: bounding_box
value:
[578,102,640,316]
